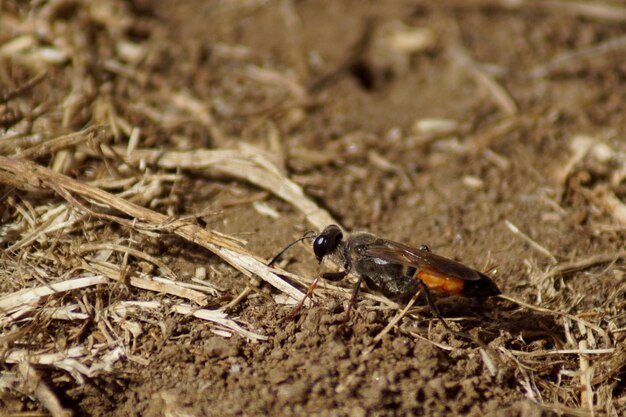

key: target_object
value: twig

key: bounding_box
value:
[172,304,267,341]
[12,125,109,159]
[400,326,455,351]
[77,242,178,281]
[158,83,224,145]
[531,34,626,78]
[0,155,307,303]
[447,41,518,116]
[532,1,626,23]
[1,71,47,104]
[542,250,626,280]
[579,340,594,415]
[509,347,614,357]
[498,294,611,346]
[362,291,419,358]
[553,135,595,185]
[0,275,108,315]
[443,1,626,23]
[222,286,253,311]
[504,220,557,263]
[100,146,338,231]
[84,261,207,305]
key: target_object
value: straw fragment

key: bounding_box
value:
[0,155,306,303]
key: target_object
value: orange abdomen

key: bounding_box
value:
[417,271,465,295]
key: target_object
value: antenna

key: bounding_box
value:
[267,230,316,266]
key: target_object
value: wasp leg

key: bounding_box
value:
[282,270,349,322]
[322,270,363,321]
[321,270,359,320]
[345,274,366,321]
[419,280,453,332]
[419,281,490,351]
[282,275,320,322]
[321,271,349,282]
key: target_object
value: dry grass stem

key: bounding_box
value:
[160,87,224,145]
[11,125,109,159]
[531,34,626,78]
[152,277,221,295]
[0,275,108,315]
[362,291,420,358]
[84,261,208,305]
[0,71,46,103]
[245,65,307,103]
[222,286,253,311]
[101,146,338,230]
[542,250,626,280]
[0,155,306,303]
[458,1,626,23]
[504,220,558,263]
[447,42,518,116]
[499,295,611,346]
[579,340,593,414]
[7,204,79,251]
[1,1,624,414]
[3,346,121,383]
[510,348,614,357]
[172,304,267,341]
[77,242,178,281]
[466,117,520,155]
[400,327,455,351]
[554,135,596,185]
[534,1,626,22]
[535,402,593,417]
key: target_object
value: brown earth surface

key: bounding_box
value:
[1,1,625,416]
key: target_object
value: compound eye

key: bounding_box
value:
[313,235,328,260]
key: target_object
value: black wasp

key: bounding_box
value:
[271,224,500,319]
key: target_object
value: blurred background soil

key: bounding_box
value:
[1,1,625,416]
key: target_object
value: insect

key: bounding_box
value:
[270,224,500,319]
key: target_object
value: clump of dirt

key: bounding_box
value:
[1,1,625,416]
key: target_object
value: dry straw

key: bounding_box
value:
[2,1,626,415]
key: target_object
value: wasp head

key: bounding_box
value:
[313,224,343,263]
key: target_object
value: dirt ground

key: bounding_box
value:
[1,1,626,416]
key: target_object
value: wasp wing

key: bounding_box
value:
[362,240,482,282]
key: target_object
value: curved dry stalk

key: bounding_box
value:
[11,125,109,159]
[0,155,306,303]
[98,146,338,231]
